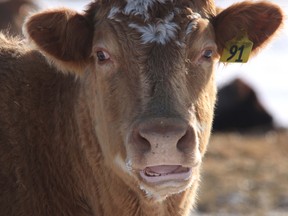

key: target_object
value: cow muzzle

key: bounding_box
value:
[126,117,200,188]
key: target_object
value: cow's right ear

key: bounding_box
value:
[24,9,94,74]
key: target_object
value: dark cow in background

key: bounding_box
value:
[213,78,274,132]
[0,0,37,35]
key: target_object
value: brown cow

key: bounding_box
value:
[213,78,274,132]
[0,0,37,35]
[0,1,283,215]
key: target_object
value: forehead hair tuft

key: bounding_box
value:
[128,16,180,45]
[103,0,203,45]
[124,0,168,20]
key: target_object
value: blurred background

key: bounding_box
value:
[216,0,288,130]
[0,0,287,215]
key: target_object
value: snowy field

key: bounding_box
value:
[37,0,288,128]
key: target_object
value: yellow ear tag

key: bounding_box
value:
[220,34,253,63]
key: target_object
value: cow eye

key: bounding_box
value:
[96,50,110,62]
[202,50,213,59]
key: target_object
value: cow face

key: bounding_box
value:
[24,0,283,200]
[86,4,218,199]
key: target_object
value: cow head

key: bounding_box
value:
[24,0,283,201]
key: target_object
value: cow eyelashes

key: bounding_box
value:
[202,50,213,59]
[196,49,215,64]
[96,50,111,63]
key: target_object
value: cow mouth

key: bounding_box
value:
[139,165,192,184]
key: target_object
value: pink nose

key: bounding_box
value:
[131,118,195,154]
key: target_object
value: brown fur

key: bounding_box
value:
[0,1,283,215]
[23,8,94,74]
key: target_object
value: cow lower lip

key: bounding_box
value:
[140,165,192,184]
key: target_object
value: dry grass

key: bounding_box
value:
[195,130,288,215]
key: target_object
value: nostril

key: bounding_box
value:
[130,118,195,155]
[135,131,151,153]
[177,127,195,153]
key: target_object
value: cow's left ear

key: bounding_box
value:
[24,9,94,74]
[213,1,283,55]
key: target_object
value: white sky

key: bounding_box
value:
[37,0,288,127]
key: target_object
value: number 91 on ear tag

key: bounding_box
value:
[220,35,253,63]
